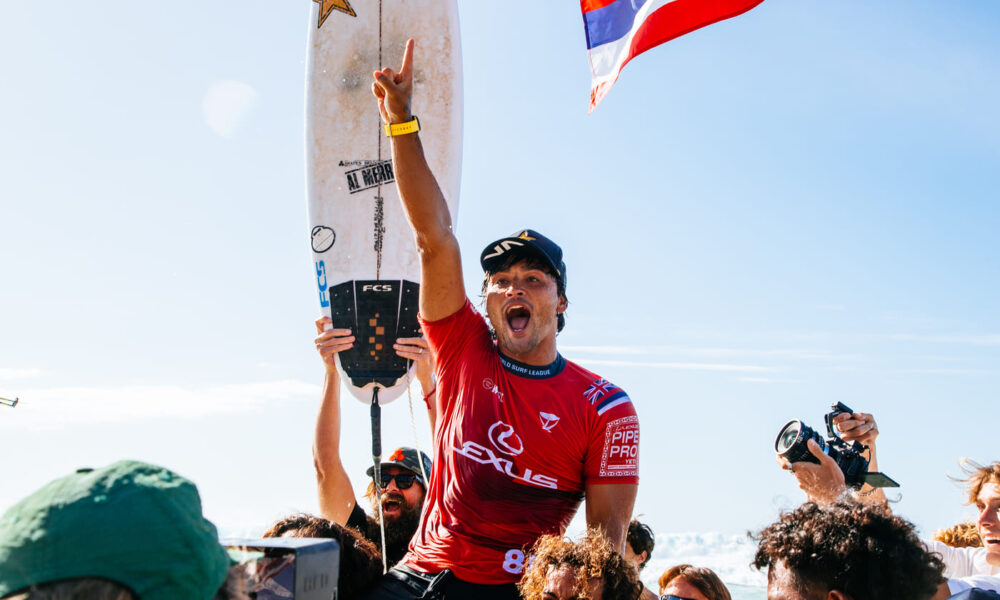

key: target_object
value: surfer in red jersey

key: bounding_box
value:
[357,39,640,599]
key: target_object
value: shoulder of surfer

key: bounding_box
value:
[562,361,636,417]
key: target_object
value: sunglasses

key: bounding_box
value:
[375,472,422,490]
[660,596,697,600]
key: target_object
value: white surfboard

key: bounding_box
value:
[305,0,462,404]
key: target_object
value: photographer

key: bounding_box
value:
[262,514,383,599]
[775,409,885,505]
[778,410,1000,595]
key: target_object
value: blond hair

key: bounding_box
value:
[958,460,1000,505]
[518,529,642,600]
[932,522,982,548]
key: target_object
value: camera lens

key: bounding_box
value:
[775,420,802,454]
[774,419,822,465]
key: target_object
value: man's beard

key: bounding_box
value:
[369,491,422,566]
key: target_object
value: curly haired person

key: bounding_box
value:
[518,530,642,600]
[752,500,945,600]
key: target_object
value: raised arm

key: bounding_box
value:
[312,317,359,524]
[777,439,849,504]
[372,39,464,321]
[833,411,887,506]
[585,483,638,552]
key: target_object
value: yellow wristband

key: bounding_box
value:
[384,116,420,137]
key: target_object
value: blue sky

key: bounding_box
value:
[1,0,998,569]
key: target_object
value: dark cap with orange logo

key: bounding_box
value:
[366,447,432,479]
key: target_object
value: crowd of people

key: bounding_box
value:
[2,37,998,600]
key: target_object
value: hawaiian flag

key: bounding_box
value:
[584,377,632,416]
[581,0,766,111]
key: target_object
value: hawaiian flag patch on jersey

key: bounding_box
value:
[584,377,632,415]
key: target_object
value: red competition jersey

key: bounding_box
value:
[399,300,639,584]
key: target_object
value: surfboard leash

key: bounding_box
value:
[371,3,392,574]
[370,386,388,573]
[374,0,384,280]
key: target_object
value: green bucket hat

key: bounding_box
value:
[0,460,229,600]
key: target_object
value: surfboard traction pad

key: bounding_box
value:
[329,279,421,389]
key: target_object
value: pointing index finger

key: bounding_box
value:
[399,38,414,81]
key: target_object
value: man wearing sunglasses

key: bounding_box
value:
[313,317,436,568]
[349,447,433,568]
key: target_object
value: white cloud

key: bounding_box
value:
[560,345,646,355]
[884,333,1000,347]
[575,358,776,373]
[895,368,991,375]
[0,380,319,430]
[738,377,801,384]
[0,367,42,380]
[561,345,856,361]
[202,80,258,137]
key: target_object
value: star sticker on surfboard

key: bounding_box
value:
[314,0,356,28]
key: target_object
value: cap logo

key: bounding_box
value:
[518,231,536,241]
[482,239,524,261]
[390,449,406,462]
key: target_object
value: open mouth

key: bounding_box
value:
[381,494,404,513]
[504,304,531,333]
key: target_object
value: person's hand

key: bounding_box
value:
[314,317,355,371]
[371,38,414,125]
[777,439,847,504]
[394,336,435,393]
[833,411,878,448]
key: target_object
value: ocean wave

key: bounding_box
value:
[642,531,766,595]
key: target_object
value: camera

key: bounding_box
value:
[775,402,899,489]
[222,537,340,600]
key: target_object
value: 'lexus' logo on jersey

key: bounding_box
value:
[488,421,524,456]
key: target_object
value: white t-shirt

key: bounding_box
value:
[925,540,1000,578]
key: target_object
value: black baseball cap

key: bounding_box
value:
[366,447,432,480]
[479,229,567,288]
